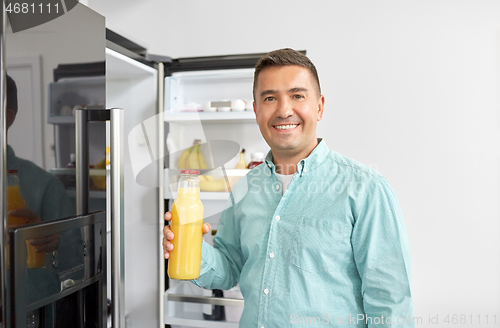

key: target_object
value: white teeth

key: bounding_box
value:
[275,124,298,130]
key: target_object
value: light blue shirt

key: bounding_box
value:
[193,139,414,328]
[7,145,75,221]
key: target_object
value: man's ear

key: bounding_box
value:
[6,108,16,128]
[317,95,325,121]
[253,101,258,123]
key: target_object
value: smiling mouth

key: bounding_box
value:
[273,124,299,130]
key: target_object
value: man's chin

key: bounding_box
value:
[271,142,302,155]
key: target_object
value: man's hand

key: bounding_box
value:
[163,211,211,259]
[8,209,60,253]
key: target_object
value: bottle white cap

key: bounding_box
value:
[70,153,76,162]
[251,152,265,161]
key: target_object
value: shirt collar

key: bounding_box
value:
[264,138,329,177]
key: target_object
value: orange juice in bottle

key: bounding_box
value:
[7,170,27,228]
[168,170,204,280]
[7,170,45,269]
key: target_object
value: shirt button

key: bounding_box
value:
[270,252,274,258]
[264,288,269,295]
[267,163,271,168]
[304,168,307,172]
[275,184,280,190]
[276,215,280,221]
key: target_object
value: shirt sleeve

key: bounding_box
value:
[351,176,415,327]
[191,195,244,291]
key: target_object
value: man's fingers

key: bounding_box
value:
[163,225,173,238]
[164,211,172,221]
[202,223,211,235]
[163,240,173,259]
[9,209,42,224]
[30,234,60,253]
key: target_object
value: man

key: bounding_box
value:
[6,74,74,249]
[164,49,414,327]
[6,74,82,326]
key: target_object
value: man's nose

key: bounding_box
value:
[277,98,294,118]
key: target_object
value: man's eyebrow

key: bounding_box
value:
[260,89,278,97]
[289,87,308,93]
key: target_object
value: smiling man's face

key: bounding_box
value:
[253,65,324,159]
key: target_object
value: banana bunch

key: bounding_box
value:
[178,141,229,191]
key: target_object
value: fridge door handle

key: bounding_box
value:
[110,108,125,328]
[75,108,125,328]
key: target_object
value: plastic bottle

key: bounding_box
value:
[247,152,265,169]
[168,170,204,280]
[7,170,27,227]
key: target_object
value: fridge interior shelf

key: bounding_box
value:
[167,169,250,176]
[164,111,255,123]
[166,191,230,200]
[165,168,250,198]
[164,311,239,328]
[165,281,243,328]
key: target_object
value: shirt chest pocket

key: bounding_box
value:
[290,217,345,273]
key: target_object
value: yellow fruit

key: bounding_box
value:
[197,145,216,181]
[235,149,247,169]
[185,144,206,182]
[200,178,229,192]
[188,145,200,169]
[177,146,193,169]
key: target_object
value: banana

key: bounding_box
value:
[200,177,229,192]
[197,144,216,181]
[177,146,193,168]
[187,145,200,169]
[235,149,247,169]
[186,144,208,181]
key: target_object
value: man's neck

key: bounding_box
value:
[272,139,319,175]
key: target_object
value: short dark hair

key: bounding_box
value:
[253,48,321,99]
[6,74,18,114]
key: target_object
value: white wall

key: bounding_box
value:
[88,0,500,326]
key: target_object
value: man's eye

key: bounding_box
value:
[293,94,304,99]
[264,97,275,101]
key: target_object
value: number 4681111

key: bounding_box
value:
[6,2,59,14]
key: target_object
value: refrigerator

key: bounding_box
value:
[3,3,117,328]
[0,2,289,327]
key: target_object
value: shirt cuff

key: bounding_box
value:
[191,240,214,287]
